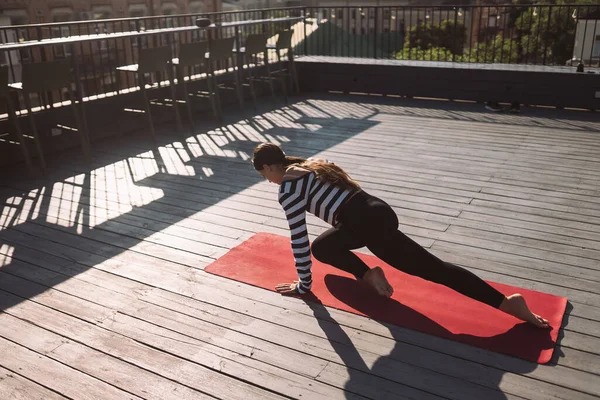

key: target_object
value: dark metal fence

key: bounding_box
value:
[0,7,304,42]
[0,13,305,111]
[3,5,599,68]
[1,4,598,110]
[302,4,600,67]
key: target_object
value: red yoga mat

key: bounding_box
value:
[205,232,567,363]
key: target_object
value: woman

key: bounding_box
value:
[252,143,549,328]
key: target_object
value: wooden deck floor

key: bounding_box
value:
[1,93,599,400]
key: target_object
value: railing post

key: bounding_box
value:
[373,7,378,59]
[36,26,48,61]
[135,19,143,49]
[577,6,588,67]
[542,6,552,65]
[303,7,308,56]
[453,8,458,63]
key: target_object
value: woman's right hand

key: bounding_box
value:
[275,280,301,295]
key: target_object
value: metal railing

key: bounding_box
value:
[0,15,305,112]
[1,4,598,111]
[0,7,305,43]
[2,4,598,71]
[302,4,600,67]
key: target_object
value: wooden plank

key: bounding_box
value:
[559,330,600,355]
[141,287,600,400]
[363,123,600,160]
[0,185,274,241]
[0,365,68,400]
[6,218,218,267]
[429,245,600,306]
[2,92,600,400]
[0,313,216,400]
[89,141,479,204]
[0,250,399,400]
[449,217,600,252]
[0,272,414,400]
[2,256,592,400]
[431,234,600,279]
[445,225,600,263]
[473,193,600,220]
[44,153,458,234]
[0,289,328,400]
[368,116,600,140]
[1,234,596,400]
[169,131,600,212]
[2,222,593,400]
[264,128,593,170]
[0,253,443,400]
[0,336,143,400]
[431,248,600,320]
[76,149,468,218]
[464,201,600,234]
[2,222,589,384]
[373,137,600,170]
[36,137,474,225]
[331,140,600,182]
[454,211,600,245]
[0,228,188,290]
[489,177,600,198]
[1,205,600,332]
[433,244,600,295]
[7,200,592,316]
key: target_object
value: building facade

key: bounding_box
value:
[0,0,221,26]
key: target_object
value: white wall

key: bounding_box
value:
[573,19,600,63]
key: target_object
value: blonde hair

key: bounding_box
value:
[252,143,360,191]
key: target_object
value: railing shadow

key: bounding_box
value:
[0,95,380,317]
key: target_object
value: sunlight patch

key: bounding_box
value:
[254,117,274,130]
[30,187,45,220]
[185,140,204,158]
[158,145,196,176]
[223,125,247,141]
[0,198,19,229]
[127,150,160,181]
[0,187,50,229]
[48,181,83,226]
[76,212,84,234]
[303,124,322,132]
[197,134,224,156]
[202,167,214,177]
[0,243,14,267]
[263,134,280,145]
[87,161,164,226]
[234,122,264,142]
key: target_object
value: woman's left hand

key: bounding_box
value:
[275,281,300,295]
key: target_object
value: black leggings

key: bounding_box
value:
[311,191,506,309]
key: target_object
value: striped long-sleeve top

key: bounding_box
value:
[278,171,357,294]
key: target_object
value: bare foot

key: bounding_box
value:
[499,294,550,328]
[363,267,393,298]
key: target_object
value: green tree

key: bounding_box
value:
[395,46,462,62]
[516,0,596,65]
[395,36,519,63]
[404,19,467,55]
[467,35,520,63]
